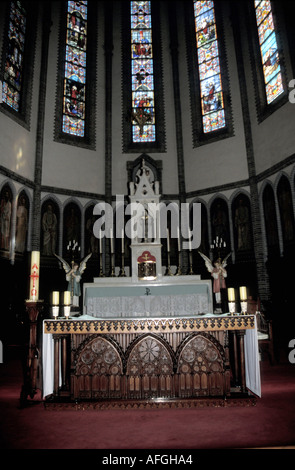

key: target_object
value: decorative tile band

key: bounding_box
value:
[44,315,255,335]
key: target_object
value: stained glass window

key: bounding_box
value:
[193,1,226,134]
[62,1,88,137]
[131,1,155,143]
[254,0,284,104]
[2,1,27,112]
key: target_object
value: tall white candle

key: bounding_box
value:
[227,288,235,302]
[52,291,59,305]
[110,228,114,253]
[64,291,71,305]
[29,251,40,301]
[189,230,192,251]
[99,229,102,252]
[121,229,124,253]
[167,228,170,252]
[239,286,247,301]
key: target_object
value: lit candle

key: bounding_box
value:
[64,291,71,306]
[52,291,59,305]
[167,228,170,252]
[227,288,235,302]
[239,286,247,301]
[29,251,40,301]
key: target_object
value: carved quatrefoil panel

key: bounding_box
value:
[177,334,223,374]
[76,337,123,376]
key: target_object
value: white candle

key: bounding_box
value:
[121,229,124,253]
[52,291,59,305]
[29,251,40,301]
[189,230,192,251]
[167,228,170,252]
[110,228,114,253]
[99,229,102,252]
[227,288,235,302]
[64,291,71,305]
[177,227,180,251]
[239,286,247,301]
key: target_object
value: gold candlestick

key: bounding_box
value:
[119,252,126,277]
[188,250,194,275]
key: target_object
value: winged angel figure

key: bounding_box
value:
[198,251,231,305]
[54,253,92,307]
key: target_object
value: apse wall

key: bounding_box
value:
[1,1,295,202]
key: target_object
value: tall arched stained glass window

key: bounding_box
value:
[193,1,226,134]
[2,1,27,112]
[62,1,88,137]
[130,1,155,143]
[254,0,284,104]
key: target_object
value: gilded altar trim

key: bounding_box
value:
[44,315,255,335]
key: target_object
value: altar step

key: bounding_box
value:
[44,394,257,411]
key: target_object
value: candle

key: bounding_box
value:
[167,228,170,252]
[177,227,181,251]
[227,288,235,302]
[188,230,192,251]
[121,229,124,253]
[239,286,247,301]
[52,291,59,305]
[64,291,71,305]
[29,251,40,301]
[110,228,114,253]
[99,229,102,252]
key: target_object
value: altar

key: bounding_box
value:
[42,313,260,405]
[83,276,213,318]
[41,160,261,407]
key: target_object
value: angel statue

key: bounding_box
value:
[198,251,231,312]
[54,253,92,307]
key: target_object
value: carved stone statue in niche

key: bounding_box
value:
[0,186,12,251]
[212,202,227,242]
[234,198,251,250]
[15,194,28,253]
[42,202,58,256]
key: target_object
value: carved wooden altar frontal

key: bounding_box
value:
[44,315,254,404]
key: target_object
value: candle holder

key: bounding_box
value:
[188,250,194,275]
[210,236,227,259]
[175,251,182,276]
[119,253,126,277]
[165,252,173,276]
[110,252,116,277]
[99,252,105,277]
[52,306,59,319]
[67,239,80,262]
[64,305,71,319]
[240,301,248,315]
[228,301,237,315]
